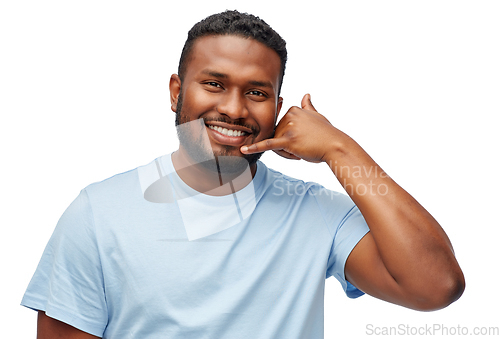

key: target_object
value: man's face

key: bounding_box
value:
[170,35,283,174]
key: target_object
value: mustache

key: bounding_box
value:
[202,117,260,135]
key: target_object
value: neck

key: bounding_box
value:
[171,148,257,196]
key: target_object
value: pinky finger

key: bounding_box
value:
[273,149,301,160]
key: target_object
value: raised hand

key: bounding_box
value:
[241,94,351,163]
[243,94,465,313]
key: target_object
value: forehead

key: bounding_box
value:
[185,35,281,89]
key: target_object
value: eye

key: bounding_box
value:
[247,90,269,102]
[206,81,222,88]
[202,81,224,93]
[248,90,267,97]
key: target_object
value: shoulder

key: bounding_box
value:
[85,165,139,195]
[84,154,168,200]
[258,161,355,212]
[258,161,315,191]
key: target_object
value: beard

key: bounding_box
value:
[175,91,270,175]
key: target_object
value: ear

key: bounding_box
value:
[275,97,284,122]
[169,74,182,112]
[277,96,283,113]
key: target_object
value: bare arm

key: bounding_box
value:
[37,311,100,339]
[241,94,465,311]
[329,137,464,310]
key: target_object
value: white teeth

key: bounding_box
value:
[208,125,246,137]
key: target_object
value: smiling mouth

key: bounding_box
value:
[207,124,250,137]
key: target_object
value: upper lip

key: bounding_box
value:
[205,121,253,134]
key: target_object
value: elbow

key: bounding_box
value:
[413,268,466,312]
[448,269,466,304]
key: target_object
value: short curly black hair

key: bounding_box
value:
[178,10,287,94]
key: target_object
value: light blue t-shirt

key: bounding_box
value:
[21,154,370,338]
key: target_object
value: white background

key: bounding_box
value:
[1,1,499,337]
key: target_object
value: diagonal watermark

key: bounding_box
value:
[138,119,257,241]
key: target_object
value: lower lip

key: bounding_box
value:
[206,125,249,146]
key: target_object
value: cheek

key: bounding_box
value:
[253,105,278,132]
[181,86,214,114]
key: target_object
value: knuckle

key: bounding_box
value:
[284,130,297,139]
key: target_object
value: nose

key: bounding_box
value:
[216,90,248,120]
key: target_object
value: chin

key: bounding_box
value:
[216,152,262,174]
[189,149,263,175]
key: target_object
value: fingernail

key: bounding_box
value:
[241,146,248,153]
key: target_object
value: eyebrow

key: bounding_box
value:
[201,70,228,79]
[201,69,274,89]
[248,80,273,89]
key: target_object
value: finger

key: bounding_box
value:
[240,137,287,154]
[301,93,316,112]
[273,149,301,160]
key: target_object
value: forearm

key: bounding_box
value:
[326,137,463,295]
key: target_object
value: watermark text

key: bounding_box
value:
[366,323,499,336]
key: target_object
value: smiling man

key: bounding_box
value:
[171,33,283,190]
[22,10,465,339]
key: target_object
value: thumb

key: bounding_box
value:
[301,93,316,111]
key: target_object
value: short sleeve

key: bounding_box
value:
[21,189,108,337]
[326,205,370,298]
[309,184,370,298]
